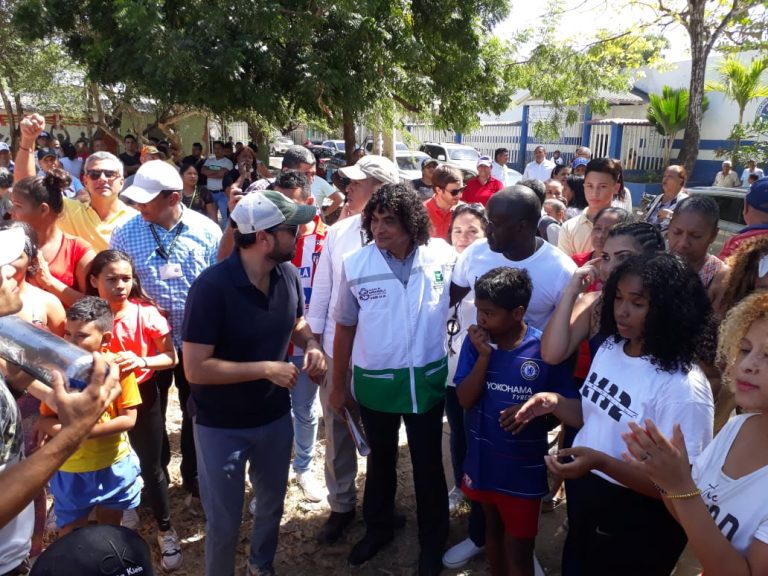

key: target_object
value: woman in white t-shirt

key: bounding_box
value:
[444,205,487,514]
[623,291,768,576]
[513,253,716,576]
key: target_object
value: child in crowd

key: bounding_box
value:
[516,253,715,576]
[89,249,183,570]
[36,296,142,535]
[623,290,768,575]
[455,267,574,576]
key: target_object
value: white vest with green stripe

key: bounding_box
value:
[345,239,455,414]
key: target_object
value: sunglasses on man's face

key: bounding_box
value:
[86,169,120,180]
[448,186,466,197]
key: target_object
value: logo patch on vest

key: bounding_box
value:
[434,270,444,285]
[520,360,540,381]
[358,287,387,301]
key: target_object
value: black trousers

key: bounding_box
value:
[562,472,687,576]
[156,350,197,490]
[127,375,171,530]
[359,401,449,555]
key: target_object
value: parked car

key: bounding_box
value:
[419,142,481,174]
[638,186,745,254]
[364,140,409,153]
[687,186,746,254]
[310,145,336,179]
[395,150,433,183]
[269,135,294,155]
[322,140,346,153]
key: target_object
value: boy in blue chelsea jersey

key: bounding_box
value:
[455,266,575,576]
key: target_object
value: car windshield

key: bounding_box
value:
[397,155,429,170]
[396,142,408,151]
[333,141,345,152]
[449,148,479,161]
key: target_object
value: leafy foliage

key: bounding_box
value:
[648,86,709,166]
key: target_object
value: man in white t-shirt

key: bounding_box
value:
[202,140,234,227]
[491,147,515,187]
[523,146,556,183]
[450,185,576,331]
[306,155,399,545]
[282,146,344,219]
[741,159,765,187]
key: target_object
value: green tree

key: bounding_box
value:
[649,0,766,174]
[706,54,768,159]
[647,86,709,167]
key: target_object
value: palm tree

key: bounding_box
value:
[706,55,768,160]
[647,86,709,168]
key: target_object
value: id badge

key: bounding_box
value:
[159,263,183,280]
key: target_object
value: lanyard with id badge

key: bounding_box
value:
[151,223,184,280]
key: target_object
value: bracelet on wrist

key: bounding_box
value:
[19,145,33,153]
[657,485,701,500]
[141,357,148,369]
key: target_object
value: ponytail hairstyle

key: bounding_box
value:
[88,249,167,315]
[606,221,665,254]
[12,168,71,215]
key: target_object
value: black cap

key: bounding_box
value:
[31,525,156,576]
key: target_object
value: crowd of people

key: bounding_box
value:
[0,112,767,576]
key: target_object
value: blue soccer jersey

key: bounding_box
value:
[455,326,576,498]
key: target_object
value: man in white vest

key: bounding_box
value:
[329,183,455,576]
[306,155,400,545]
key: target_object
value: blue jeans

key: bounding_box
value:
[211,190,228,229]
[289,355,319,474]
[194,413,293,576]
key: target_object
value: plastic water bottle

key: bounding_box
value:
[0,315,94,390]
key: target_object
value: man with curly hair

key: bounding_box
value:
[329,183,455,575]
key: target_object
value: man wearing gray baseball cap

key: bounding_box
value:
[183,190,326,576]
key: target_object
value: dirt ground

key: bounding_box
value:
[123,389,701,576]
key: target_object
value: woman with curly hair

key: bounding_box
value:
[718,234,768,316]
[330,182,455,572]
[623,291,768,576]
[515,253,715,576]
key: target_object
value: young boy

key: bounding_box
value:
[37,296,143,535]
[455,267,575,576]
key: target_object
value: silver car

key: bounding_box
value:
[686,186,747,254]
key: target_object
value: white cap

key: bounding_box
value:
[339,155,399,185]
[231,190,316,233]
[0,227,25,266]
[121,160,183,204]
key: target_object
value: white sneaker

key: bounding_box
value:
[442,537,484,569]
[448,486,465,514]
[157,528,183,571]
[121,508,140,530]
[296,471,325,503]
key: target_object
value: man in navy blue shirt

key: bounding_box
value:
[182,190,326,576]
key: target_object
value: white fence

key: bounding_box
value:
[461,123,523,164]
[620,125,670,172]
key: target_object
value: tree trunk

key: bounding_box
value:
[342,107,356,164]
[678,0,709,176]
[0,82,16,151]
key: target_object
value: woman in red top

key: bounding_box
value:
[10,169,95,307]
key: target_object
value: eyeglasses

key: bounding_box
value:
[86,169,120,180]
[447,186,466,197]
